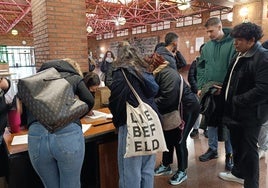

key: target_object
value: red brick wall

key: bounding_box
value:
[87,17,232,65]
[261,2,268,41]
[2,0,268,70]
[232,1,268,43]
[31,0,88,71]
[88,4,268,66]
[0,33,33,46]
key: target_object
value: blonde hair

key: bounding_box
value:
[63,58,83,77]
[118,41,130,48]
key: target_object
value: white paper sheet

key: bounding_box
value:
[105,113,113,119]
[87,110,113,119]
[82,124,92,133]
[10,125,92,145]
[11,134,28,145]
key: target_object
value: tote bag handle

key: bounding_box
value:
[121,69,144,104]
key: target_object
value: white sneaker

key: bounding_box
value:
[258,149,266,159]
[218,172,244,185]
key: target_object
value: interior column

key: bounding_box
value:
[31,0,88,71]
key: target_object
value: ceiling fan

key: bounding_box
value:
[86,8,127,33]
[176,0,191,10]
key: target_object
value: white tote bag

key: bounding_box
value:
[122,70,168,158]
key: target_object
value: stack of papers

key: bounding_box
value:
[82,124,92,133]
[11,135,28,145]
[11,124,92,145]
[87,110,113,119]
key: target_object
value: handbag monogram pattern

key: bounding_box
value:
[17,67,89,133]
[122,70,168,158]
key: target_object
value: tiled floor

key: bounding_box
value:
[154,131,268,188]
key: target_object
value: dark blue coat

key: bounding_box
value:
[109,67,159,128]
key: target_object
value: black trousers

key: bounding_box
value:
[177,102,199,171]
[230,125,261,188]
[162,127,182,167]
[0,137,8,177]
[162,101,199,171]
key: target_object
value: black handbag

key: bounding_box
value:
[17,67,89,133]
[200,87,217,117]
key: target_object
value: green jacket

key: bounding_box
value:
[197,28,236,90]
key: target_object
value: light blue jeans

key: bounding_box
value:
[258,120,268,151]
[193,114,202,129]
[118,125,156,188]
[28,122,85,188]
[208,126,233,154]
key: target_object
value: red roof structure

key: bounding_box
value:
[0,0,255,37]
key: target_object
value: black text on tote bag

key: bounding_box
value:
[122,70,168,158]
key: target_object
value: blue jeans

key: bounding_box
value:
[258,120,268,151]
[193,114,202,129]
[118,125,155,188]
[28,122,85,188]
[208,126,232,154]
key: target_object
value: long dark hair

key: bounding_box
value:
[103,50,115,60]
[114,42,149,73]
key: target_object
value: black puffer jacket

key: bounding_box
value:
[26,59,94,128]
[154,64,198,115]
[221,42,268,127]
[188,59,198,94]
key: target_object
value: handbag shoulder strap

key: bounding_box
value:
[121,69,143,105]
[179,74,183,104]
[178,74,184,119]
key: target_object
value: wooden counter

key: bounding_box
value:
[2,108,118,188]
[3,108,115,155]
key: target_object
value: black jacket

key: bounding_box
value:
[175,51,187,70]
[100,60,114,88]
[0,79,11,135]
[156,46,177,70]
[154,65,182,114]
[188,59,198,94]
[221,42,268,127]
[154,64,198,115]
[109,67,159,128]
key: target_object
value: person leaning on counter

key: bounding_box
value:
[20,59,94,188]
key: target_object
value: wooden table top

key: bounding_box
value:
[3,108,116,155]
[0,72,15,77]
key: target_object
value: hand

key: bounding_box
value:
[0,77,9,90]
[213,85,222,95]
[197,90,202,97]
[88,110,95,116]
